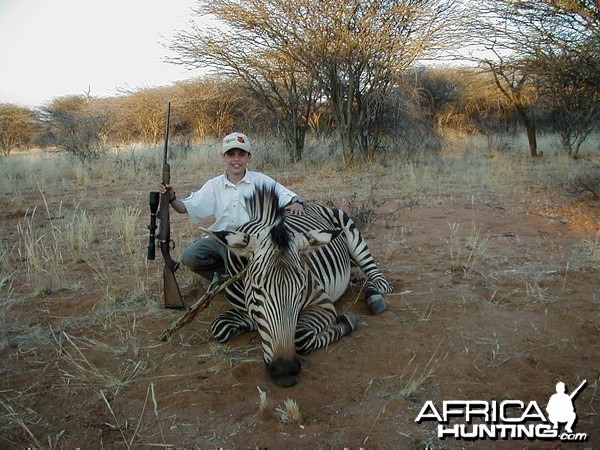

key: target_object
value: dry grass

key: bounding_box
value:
[446,220,490,277]
[0,242,16,306]
[524,280,554,305]
[197,343,262,374]
[257,386,269,418]
[53,330,149,397]
[275,398,303,424]
[255,386,306,426]
[99,382,172,449]
[112,205,142,255]
[16,209,65,296]
[0,134,598,447]
[64,207,100,262]
[579,232,600,269]
[397,341,447,398]
[0,397,47,449]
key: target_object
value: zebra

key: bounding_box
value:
[201,184,393,387]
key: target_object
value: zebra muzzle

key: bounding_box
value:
[267,355,302,387]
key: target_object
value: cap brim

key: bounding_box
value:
[223,148,251,154]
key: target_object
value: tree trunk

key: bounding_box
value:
[340,132,354,167]
[524,117,538,158]
[515,104,538,157]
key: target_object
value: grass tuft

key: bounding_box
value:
[17,209,64,296]
[257,386,269,418]
[275,398,303,424]
[398,341,446,398]
[446,221,490,277]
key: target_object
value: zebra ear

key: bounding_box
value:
[199,227,256,256]
[296,229,342,252]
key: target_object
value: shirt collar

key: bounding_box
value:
[224,169,252,187]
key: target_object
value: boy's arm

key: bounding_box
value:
[269,178,298,206]
[158,182,187,214]
[169,194,188,214]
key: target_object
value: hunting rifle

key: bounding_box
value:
[147,102,184,309]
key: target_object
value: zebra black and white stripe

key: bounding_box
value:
[205,184,393,387]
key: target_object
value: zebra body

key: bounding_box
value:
[204,185,392,386]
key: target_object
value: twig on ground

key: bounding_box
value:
[363,401,388,445]
[158,267,248,342]
[100,390,131,450]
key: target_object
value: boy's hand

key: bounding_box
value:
[286,202,305,216]
[158,182,186,213]
[158,182,175,201]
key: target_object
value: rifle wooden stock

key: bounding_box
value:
[157,102,184,309]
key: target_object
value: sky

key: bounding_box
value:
[0,0,201,108]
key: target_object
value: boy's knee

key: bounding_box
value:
[181,239,226,277]
[181,246,198,270]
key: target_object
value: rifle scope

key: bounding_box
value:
[147,191,160,260]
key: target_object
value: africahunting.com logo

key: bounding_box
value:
[415,380,588,442]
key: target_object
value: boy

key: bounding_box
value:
[159,132,304,280]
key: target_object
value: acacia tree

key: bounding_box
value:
[471,0,600,157]
[0,104,34,157]
[416,67,513,137]
[172,77,268,144]
[174,78,230,141]
[289,0,463,165]
[484,58,539,156]
[114,88,170,144]
[535,46,600,157]
[43,95,110,161]
[171,0,463,166]
[170,0,319,162]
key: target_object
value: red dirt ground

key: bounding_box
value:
[1,170,599,449]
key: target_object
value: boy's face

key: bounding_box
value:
[223,148,251,178]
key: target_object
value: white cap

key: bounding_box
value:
[222,132,252,154]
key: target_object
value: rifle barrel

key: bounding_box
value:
[163,102,171,164]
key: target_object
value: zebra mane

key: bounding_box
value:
[245,183,283,225]
[245,183,290,251]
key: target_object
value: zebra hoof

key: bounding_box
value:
[367,294,387,315]
[338,313,358,333]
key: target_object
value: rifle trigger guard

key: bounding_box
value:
[169,238,176,251]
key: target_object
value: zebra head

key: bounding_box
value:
[203,185,340,387]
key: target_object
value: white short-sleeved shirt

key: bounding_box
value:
[182,170,297,231]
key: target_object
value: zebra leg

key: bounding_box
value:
[211,308,257,343]
[328,208,393,314]
[209,261,254,343]
[295,301,358,355]
[364,283,388,315]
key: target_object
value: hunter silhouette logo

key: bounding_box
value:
[546,380,586,434]
[415,379,588,442]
